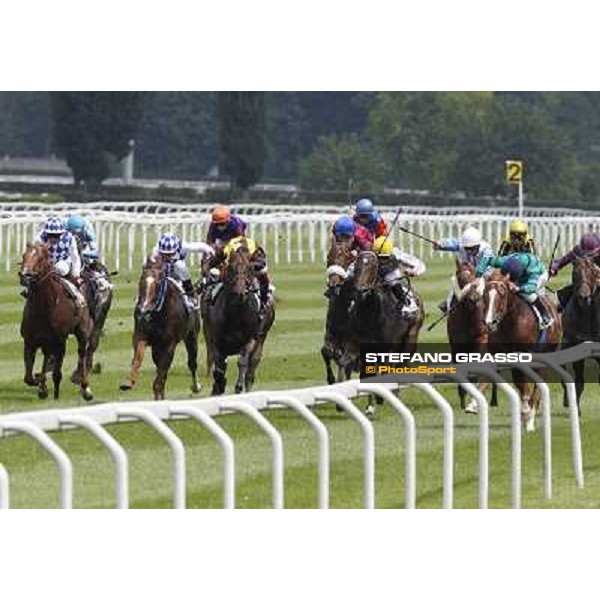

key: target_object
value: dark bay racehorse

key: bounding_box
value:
[561,257,600,410]
[71,259,113,383]
[321,236,356,383]
[19,242,94,400]
[446,259,492,409]
[202,244,275,395]
[483,270,561,431]
[120,256,201,400]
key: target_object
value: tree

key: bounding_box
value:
[50,92,145,187]
[217,92,267,191]
[298,134,386,195]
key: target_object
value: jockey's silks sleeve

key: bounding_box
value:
[437,238,461,252]
[181,241,214,255]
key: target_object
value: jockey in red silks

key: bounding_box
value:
[352,198,387,238]
[206,205,247,247]
[332,214,373,251]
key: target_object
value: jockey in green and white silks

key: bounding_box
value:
[65,214,99,262]
[435,226,494,313]
[476,252,553,329]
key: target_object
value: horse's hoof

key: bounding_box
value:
[24,376,38,387]
[71,370,81,385]
[119,380,133,391]
[92,363,102,374]
[464,400,479,414]
[81,387,94,402]
[234,385,243,394]
[38,389,49,400]
[365,405,375,420]
[191,382,201,394]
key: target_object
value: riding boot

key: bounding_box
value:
[390,283,407,313]
[182,279,198,308]
[533,297,553,330]
[437,299,448,314]
[20,288,28,298]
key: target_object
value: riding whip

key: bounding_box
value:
[398,226,437,246]
[374,206,403,254]
[548,232,561,280]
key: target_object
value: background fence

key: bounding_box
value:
[1,202,600,272]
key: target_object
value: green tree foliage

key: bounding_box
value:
[298,134,386,195]
[0,92,51,156]
[50,92,145,186]
[217,92,267,190]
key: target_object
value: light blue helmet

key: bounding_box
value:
[334,215,355,237]
[43,216,66,235]
[66,214,86,233]
[158,233,181,255]
[355,198,374,216]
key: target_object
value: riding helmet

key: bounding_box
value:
[334,215,355,237]
[373,236,393,255]
[43,216,66,235]
[66,214,86,233]
[158,233,181,254]
[212,205,231,224]
[509,219,528,235]
[355,198,374,216]
[461,226,482,248]
[501,256,525,281]
[579,233,600,255]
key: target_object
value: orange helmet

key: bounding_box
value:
[212,205,231,224]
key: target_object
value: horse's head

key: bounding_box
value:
[19,242,52,285]
[138,256,167,316]
[225,244,255,297]
[572,257,600,307]
[325,236,355,293]
[454,258,484,304]
[483,271,511,332]
[353,251,379,295]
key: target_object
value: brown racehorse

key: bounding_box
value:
[483,270,561,431]
[202,244,275,395]
[446,259,491,409]
[321,236,357,383]
[560,257,600,411]
[19,242,94,400]
[120,256,201,400]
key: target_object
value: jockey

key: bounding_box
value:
[206,205,247,248]
[476,252,553,329]
[205,235,273,310]
[373,235,425,316]
[23,216,83,301]
[65,214,99,262]
[550,232,600,276]
[550,232,600,310]
[333,214,373,251]
[498,218,538,256]
[434,226,495,313]
[352,198,387,238]
[152,233,214,301]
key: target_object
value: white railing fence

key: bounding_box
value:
[1,205,600,273]
[0,341,597,509]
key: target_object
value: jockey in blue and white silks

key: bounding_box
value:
[35,216,82,280]
[152,233,214,299]
[66,214,99,261]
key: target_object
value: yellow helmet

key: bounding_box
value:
[223,236,257,258]
[509,219,528,235]
[373,236,393,255]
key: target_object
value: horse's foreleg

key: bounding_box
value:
[120,332,146,391]
[75,330,93,402]
[51,341,66,401]
[321,344,336,385]
[23,342,38,387]
[245,341,265,392]
[236,340,257,394]
[184,330,201,394]
[212,353,227,396]
[152,343,176,401]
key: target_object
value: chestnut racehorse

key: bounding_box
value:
[19,242,94,400]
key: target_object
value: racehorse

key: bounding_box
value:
[321,236,356,383]
[482,270,561,431]
[560,257,600,411]
[19,242,94,401]
[343,250,424,416]
[446,259,493,409]
[120,256,201,400]
[71,258,113,383]
[201,243,275,395]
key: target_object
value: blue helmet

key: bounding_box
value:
[43,216,66,235]
[355,198,374,216]
[334,215,355,237]
[501,257,525,281]
[66,214,86,233]
[158,233,181,255]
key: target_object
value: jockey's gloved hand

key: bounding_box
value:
[549,261,559,277]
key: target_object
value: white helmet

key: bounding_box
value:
[461,226,482,248]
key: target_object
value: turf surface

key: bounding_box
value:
[1,242,599,508]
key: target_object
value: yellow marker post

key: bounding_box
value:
[506,160,524,218]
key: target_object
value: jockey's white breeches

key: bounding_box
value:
[54,259,72,277]
[522,273,548,303]
[384,268,402,284]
